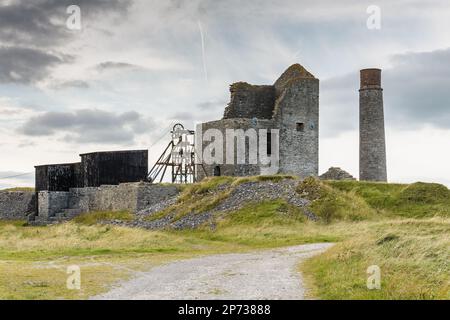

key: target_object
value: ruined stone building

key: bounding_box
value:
[197,64,388,183]
[0,63,389,223]
[197,64,320,179]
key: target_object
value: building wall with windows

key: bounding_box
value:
[197,64,319,179]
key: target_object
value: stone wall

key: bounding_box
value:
[196,118,276,180]
[136,183,180,211]
[37,191,70,218]
[69,182,178,213]
[35,182,180,222]
[0,191,36,220]
[273,76,319,178]
[223,82,275,120]
[274,63,315,97]
[197,63,320,180]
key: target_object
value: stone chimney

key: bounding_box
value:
[359,68,387,182]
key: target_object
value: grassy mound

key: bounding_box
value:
[218,200,306,227]
[146,175,297,223]
[399,182,449,204]
[297,177,375,223]
[327,180,450,218]
[146,176,449,226]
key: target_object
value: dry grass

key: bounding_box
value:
[0,220,252,299]
[301,218,450,300]
[1,177,448,299]
[73,211,134,226]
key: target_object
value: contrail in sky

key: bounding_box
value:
[197,21,208,82]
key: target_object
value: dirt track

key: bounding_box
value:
[93,243,333,300]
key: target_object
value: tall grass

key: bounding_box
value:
[302,218,450,299]
[0,176,449,299]
[327,180,450,218]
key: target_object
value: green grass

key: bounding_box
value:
[1,187,35,192]
[327,180,450,218]
[73,211,134,226]
[224,200,306,225]
[144,175,297,222]
[297,177,376,223]
[1,176,449,299]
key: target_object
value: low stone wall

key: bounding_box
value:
[38,191,70,218]
[135,183,180,212]
[69,184,140,213]
[35,182,180,221]
[0,191,36,220]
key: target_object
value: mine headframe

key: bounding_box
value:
[147,123,206,184]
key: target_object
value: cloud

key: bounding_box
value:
[0,46,73,84]
[384,48,450,130]
[0,171,34,189]
[0,171,31,179]
[320,47,450,136]
[95,61,142,72]
[169,112,194,121]
[0,0,133,48]
[52,80,90,89]
[0,0,133,84]
[18,109,155,144]
[196,100,226,110]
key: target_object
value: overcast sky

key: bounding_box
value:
[0,0,449,188]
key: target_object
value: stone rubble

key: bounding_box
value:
[319,167,356,181]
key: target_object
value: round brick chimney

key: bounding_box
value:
[360,68,381,88]
[359,68,387,182]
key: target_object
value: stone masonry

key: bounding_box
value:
[0,191,36,220]
[34,182,179,224]
[197,64,319,179]
[359,69,387,182]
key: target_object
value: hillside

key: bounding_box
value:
[76,176,450,228]
[0,176,448,299]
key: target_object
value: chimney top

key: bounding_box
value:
[360,68,381,88]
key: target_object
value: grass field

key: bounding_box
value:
[1,187,35,192]
[0,177,448,300]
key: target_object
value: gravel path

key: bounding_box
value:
[93,243,333,300]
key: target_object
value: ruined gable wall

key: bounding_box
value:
[223,82,275,120]
[273,77,319,178]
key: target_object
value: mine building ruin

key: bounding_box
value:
[197,64,320,179]
[22,63,388,224]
